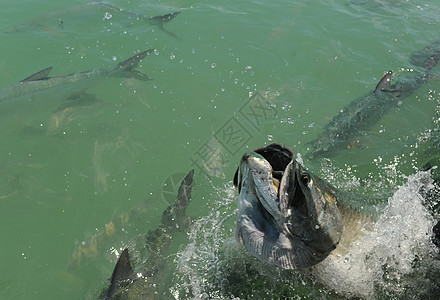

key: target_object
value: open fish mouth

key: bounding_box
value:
[234,143,343,269]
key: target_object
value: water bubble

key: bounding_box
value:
[281,102,292,111]
[103,12,112,20]
[281,117,294,125]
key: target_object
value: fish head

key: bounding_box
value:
[234,143,343,269]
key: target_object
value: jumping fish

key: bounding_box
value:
[234,143,386,269]
[233,143,440,270]
[233,143,440,299]
[308,39,440,159]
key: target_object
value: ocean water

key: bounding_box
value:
[0,0,439,299]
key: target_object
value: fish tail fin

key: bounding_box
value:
[105,248,134,300]
[174,169,194,227]
[161,169,194,230]
[113,49,155,81]
[150,12,180,26]
[150,12,181,40]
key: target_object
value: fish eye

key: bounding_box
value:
[301,174,310,185]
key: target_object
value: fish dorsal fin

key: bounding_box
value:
[20,67,53,82]
[374,70,392,93]
[106,248,134,299]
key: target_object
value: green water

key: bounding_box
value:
[0,0,439,299]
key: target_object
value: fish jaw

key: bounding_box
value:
[235,144,343,269]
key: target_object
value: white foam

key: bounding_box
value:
[312,170,438,299]
[172,183,238,299]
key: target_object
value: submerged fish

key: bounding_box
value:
[0,49,153,104]
[88,4,181,39]
[233,143,389,269]
[75,169,194,299]
[101,169,194,299]
[68,169,194,273]
[308,39,440,159]
[7,2,181,39]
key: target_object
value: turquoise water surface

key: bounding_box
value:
[0,0,439,299]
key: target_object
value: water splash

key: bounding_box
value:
[173,183,329,299]
[172,184,238,299]
[173,172,439,299]
[311,170,439,299]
